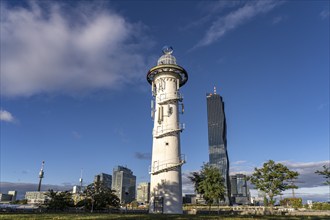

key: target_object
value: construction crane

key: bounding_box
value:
[37,161,45,192]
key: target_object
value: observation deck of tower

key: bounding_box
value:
[147,46,188,214]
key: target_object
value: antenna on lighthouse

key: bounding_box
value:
[37,161,45,192]
[214,86,217,94]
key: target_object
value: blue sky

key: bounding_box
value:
[1,0,329,200]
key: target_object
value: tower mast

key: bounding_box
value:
[147,46,188,214]
[37,161,45,192]
[79,169,83,193]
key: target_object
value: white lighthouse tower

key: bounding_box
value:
[147,46,188,214]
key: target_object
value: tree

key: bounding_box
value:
[45,189,74,211]
[248,160,299,208]
[263,196,269,207]
[83,182,120,212]
[312,202,330,210]
[189,163,226,210]
[280,198,303,209]
[130,200,139,209]
[12,199,28,205]
[315,165,330,185]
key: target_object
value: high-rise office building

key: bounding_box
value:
[0,191,17,203]
[206,88,231,205]
[112,166,136,204]
[230,174,250,205]
[94,173,112,189]
[136,182,150,204]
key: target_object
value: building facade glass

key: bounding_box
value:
[229,174,250,205]
[94,173,112,189]
[206,92,231,205]
[112,166,136,204]
[136,182,150,204]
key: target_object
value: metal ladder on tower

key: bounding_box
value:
[149,155,186,175]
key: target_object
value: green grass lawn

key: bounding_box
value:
[0,213,329,220]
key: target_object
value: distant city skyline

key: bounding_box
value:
[1,0,329,202]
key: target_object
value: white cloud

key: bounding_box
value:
[272,15,286,24]
[250,186,330,202]
[232,160,247,165]
[0,2,151,97]
[231,160,329,188]
[0,109,15,122]
[194,0,283,48]
[72,131,82,140]
[320,10,330,20]
[280,160,329,169]
[230,161,256,175]
[290,186,330,200]
[182,170,195,195]
[134,152,151,160]
[181,1,241,31]
[281,160,330,187]
[318,103,329,110]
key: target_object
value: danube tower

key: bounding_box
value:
[147,46,188,214]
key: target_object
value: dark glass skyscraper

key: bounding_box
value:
[206,89,231,205]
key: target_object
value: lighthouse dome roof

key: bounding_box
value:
[157,46,177,65]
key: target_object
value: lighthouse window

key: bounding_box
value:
[165,142,169,146]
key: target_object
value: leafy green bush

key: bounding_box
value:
[11,199,28,204]
[280,198,302,209]
[312,202,330,210]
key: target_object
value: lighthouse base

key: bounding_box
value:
[149,170,183,214]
